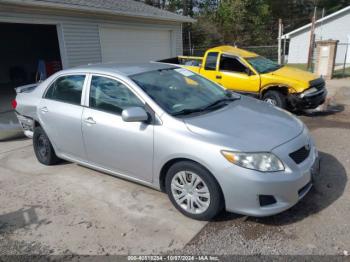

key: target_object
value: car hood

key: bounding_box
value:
[184,96,304,151]
[269,66,317,83]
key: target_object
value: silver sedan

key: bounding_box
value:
[14,63,319,220]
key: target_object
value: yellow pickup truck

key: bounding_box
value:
[159,46,327,110]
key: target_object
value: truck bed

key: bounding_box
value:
[158,56,203,73]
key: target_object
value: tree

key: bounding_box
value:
[141,0,350,50]
[191,0,272,47]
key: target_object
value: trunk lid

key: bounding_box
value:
[15,83,39,94]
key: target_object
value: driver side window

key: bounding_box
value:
[89,76,143,115]
[219,55,248,74]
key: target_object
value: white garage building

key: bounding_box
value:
[0,0,193,112]
[283,5,350,65]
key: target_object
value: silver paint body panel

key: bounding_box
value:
[15,62,317,216]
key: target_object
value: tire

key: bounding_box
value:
[33,126,60,165]
[263,90,287,109]
[165,161,224,221]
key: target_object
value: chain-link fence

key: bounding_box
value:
[333,42,350,78]
[183,41,349,79]
[183,45,279,61]
[243,45,279,62]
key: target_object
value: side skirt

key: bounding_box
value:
[57,153,160,191]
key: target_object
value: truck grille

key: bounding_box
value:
[289,146,310,164]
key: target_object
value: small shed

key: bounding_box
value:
[283,5,350,65]
[0,0,194,112]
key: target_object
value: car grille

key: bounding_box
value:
[309,78,325,90]
[289,146,310,164]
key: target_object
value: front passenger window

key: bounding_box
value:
[219,55,248,74]
[89,76,143,115]
[45,75,85,105]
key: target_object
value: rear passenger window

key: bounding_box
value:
[205,52,219,71]
[89,76,143,115]
[45,75,85,105]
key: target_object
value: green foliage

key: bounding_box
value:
[214,0,272,45]
[141,0,350,49]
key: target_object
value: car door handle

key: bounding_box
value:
[40,106,48,113]
[84,117,96,125]
[216,75,222,79]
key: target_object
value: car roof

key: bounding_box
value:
[207,45,258,58]
[65,62,176,76]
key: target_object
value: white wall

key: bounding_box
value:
[287,9,350,64]
[0,4,183,69]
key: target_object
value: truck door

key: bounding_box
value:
[200,52,222,84]
[218,54,260,93]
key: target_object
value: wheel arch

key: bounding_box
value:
[32,120,61,157]
[260,85,290,98]
[33,120,42,128]
[158,158,224,202]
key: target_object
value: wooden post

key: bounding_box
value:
[188,30,192,55]
[278,18,282,64]
[307,7,317,71]
[283,34,287,64]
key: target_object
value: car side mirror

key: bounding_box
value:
[122,107,149,122]
[245,68,253,76]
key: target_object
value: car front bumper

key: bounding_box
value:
[288,87,327,110]
[217,128,319,217]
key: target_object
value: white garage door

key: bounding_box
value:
[100,26,172,63]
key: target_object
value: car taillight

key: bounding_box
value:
[11,99,17,109]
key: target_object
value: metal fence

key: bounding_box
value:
[183,42,350,79]
[183,45,279,61]
[333,42,350,78]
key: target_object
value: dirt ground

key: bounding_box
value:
[0,142,205,256]
[0,79,349,257]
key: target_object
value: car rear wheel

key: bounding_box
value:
[263,90,287,109]
[33,126,60,165]
[165,161,224,220]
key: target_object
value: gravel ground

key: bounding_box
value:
[179,105,350,256]
[1,81,350,258]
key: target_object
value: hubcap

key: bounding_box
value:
[264,98,277,106]
[37,134,49,159]
[171,171,210,214]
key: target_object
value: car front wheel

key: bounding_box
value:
[165,161,224,220]
[263,90,287,109]
[33,126,60,165]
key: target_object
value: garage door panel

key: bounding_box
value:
[100,27,172,63]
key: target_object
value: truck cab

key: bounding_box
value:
[159,46,327,110]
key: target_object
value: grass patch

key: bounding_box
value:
[286,63,309,71]
[333,66,350,78]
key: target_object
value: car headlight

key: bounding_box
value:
[300,87,318,98]
[221,151,285,172]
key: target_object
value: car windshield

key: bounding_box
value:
[246,56,283,74]
[131,68,236,116]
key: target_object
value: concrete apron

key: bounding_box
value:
[0,111,24,141]
[0,141,206,255]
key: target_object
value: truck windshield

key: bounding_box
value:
[131,68,238,116]
[246,56,283,74]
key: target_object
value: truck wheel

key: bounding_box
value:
[263,90,287,109]
[33,126,60,165]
